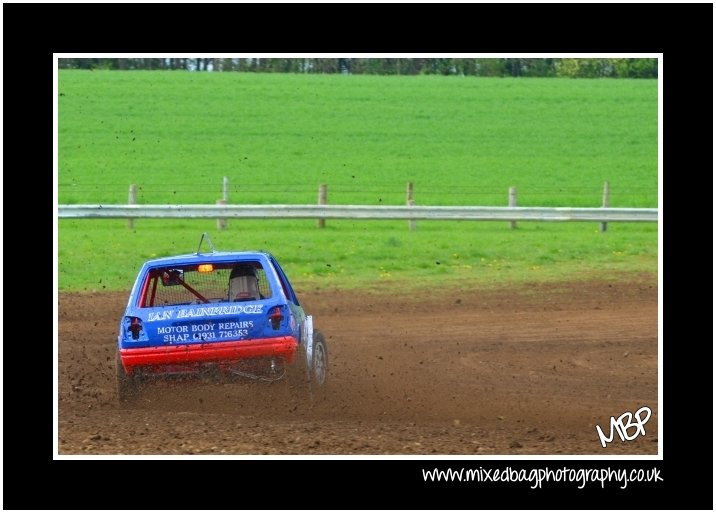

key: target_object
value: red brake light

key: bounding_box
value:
[129,317,143,340]
[269,306,283,330]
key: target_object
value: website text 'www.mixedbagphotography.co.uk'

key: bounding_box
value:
[422,466,662,489]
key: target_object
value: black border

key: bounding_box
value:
[5,2,711,510]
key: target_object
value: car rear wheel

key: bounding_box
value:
[311,331,328,387]
[116,352,141,404]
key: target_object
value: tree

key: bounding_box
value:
[56,57,657,78]
[611,58,657,78]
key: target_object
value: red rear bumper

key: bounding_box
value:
[120,336,298,374]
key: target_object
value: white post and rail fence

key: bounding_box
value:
[60,181,657,226]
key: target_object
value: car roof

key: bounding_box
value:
[141,251,275,268]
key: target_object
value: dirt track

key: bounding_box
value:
[58,277,658,455]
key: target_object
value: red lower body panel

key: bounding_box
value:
[120,336,298,374]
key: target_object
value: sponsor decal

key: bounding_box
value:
[146,304,264,322]
[177,305,264,317]
[155,320,256,343]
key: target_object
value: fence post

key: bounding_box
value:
[600,181,610,232]
[407,181,416,231]
[127,184,137,229]
[508,186,517,229]
[216,199,227,229]
[217,176,228,230]
[317,184,327,228]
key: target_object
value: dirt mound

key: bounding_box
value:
[58,278,658,455]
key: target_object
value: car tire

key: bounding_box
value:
[307,331,328,403]
[310,331,328,388]
[116,352,141,404]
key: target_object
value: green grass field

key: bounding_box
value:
[58,70,658,292]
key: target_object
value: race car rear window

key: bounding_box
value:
[139,263,272,307]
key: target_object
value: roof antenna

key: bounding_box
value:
[196,232,216,254]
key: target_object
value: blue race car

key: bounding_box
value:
[116,235,328,402]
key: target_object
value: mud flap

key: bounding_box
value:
[303,315,314,373]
